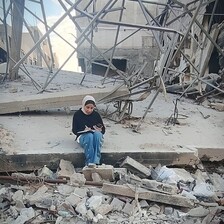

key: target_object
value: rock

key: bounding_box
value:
[164,206,174,215]
[110,197,125,211]
[12,207,35,224]
[149,204,161,215]
[75,198,88,216]
[12,190,24,202]
[120,156,151,178]
[92,214,105,223]
[58,210,73,218]
[57,184,74,195]
[25,185,49,205]
[82,165,114,181]
[95,204,113,215]
[65,194,82,207]
[122,202,135,216]
[86,195,103,210]
[73,188,87,198]
[57,159,76,177]
[91,172,103,182]
[139,200,149,208]
[8,206,19,219]
[70,173,86,187]
[187,206,210,217]
[86,209,94,221]
[38,165,54,178]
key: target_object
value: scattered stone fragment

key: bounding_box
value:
[94,204,113,215]
[25,185,49,205]
[75,198,88,216]
[120,156,151,178]
[13,207,35,224]
[12,190,23,202]
[69,173,86,186]
[57,184,74,195]
[91,172,103,182]
[141,178,178,194]
[149,204,161,215]
[38,165,54,178]
[139,199,149,208]
[187,206,210,217]
[164,206,174,215]
[102,183,195,208]
[110,197,125,211]
[86,195,103,210]
[57,159,76,177]
[73,188,87,198]
[65,194,82,207]
[82,164,114,181]
[122,201,136,216]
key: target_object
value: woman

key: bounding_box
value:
[72,95,105,165]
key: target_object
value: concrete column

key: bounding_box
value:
[9,0,25,80]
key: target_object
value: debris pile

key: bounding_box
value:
[0,158,223,224]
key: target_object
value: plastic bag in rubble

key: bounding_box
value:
[151,165,179,184]
[193,182,216,198]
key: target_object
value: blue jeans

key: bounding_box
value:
[79,131,103,165]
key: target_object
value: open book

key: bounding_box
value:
[77,129,95,134]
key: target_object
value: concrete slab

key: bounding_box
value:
[0,66,223,172]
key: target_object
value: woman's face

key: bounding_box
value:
[84,103,95,115]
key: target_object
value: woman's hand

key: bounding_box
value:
[85,125,92,131]
[93,125,102,132]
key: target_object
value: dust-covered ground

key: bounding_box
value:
[0,65,223,156]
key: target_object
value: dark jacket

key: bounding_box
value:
[72,108,105,138]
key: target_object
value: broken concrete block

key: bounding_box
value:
[25,185,49,205]
[65,194,82,207]
[139,200,149,208]
[70,173,86,187]
[0,187,7,196]
[110,197,125,211]
[8,205,19,219]
[14,207,35,224]
[187,206,210,217]
[164,206,174,215]
[120,156,151,178]
[57,159,75,177]
[86,209,94,221]
[91,172,103,182]
[103,183,195,208]
[12,190,23,202]
[122,202,135,216]
[141,179,178,194]
[15,200,26,211]
[92,213,105,223]
[94,204,113,215]
[82,164,114,181]
[73,187,87,198]
[75,198,88,216]
[57,184,74,195]
[86,195,103,210]
[149,204,161,215]
[57,210,73,218]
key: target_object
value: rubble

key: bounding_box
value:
[0,158,223,223]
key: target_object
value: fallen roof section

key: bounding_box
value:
[0,86,129,115]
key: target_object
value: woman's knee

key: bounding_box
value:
[80,133,93,146]
[93,131,103,140]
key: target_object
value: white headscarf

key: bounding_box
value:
[81,95,96,114]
